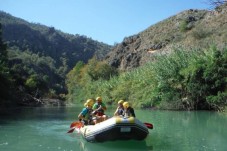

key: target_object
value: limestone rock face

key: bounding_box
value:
[106,5,227,71]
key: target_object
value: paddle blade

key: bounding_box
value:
[67,127,76,133]
[70,121,83,128]
[144,122,153,129]
[67,121,83,133]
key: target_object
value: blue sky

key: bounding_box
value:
[0,0,210,45]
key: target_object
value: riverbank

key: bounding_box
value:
[18,98,66,107]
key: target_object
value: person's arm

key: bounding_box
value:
[114,107,119,116]
[95,103,106,111]
[92,104,99,114]
[78,113,83,120]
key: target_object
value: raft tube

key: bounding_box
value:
[79,116,149,142]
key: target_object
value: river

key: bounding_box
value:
[0,106,227,151]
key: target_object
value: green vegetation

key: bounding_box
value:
[0,23,12,105]
[8,48,64,94]
[0,11,111,106]
[66,57,118,104]
[66,46,227,111]
[180,20,190,32]
[191,27,212,39]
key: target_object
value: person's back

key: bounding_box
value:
[78,99,94,125]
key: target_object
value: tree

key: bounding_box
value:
[86,57,118,81]
[0,23,8,70]
[0,23,11,101]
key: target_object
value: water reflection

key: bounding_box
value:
[77,139,153,151]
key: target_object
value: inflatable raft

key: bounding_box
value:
[79,116,149,142]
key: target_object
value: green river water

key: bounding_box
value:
[0,106,227,151]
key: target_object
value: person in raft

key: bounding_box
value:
[122,102,136,117]
[78,99,94,125]
[92,97,107,124]
[114,100,124,116]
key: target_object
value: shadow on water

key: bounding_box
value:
[77,138,153,151]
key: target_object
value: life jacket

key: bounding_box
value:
[117,107,124,116]
[123,107,135,117]
[93,103,105,116]
[81,108,94,125]
[82,107,93,120]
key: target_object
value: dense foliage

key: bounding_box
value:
[66,57,118,104]
[0,23,12,105]
[0,23,61,106]
[66,46,227,111]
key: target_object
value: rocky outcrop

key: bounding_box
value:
[19,98,65,107]
[18,94,65,107]
[105,5,227,71]
[106,35,143,70]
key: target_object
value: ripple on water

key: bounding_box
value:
[0,142,8,146]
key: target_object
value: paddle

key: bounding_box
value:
[67,121,83,133]
[67,127,77,133]
[144,122,153,129]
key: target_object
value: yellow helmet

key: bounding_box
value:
[84,99,94,107]
[86,99,94,106]
[84,102,89,107]
[96,97,102,102]
[123,102,129,108]
[118,100,124,104]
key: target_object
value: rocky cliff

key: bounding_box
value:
[106,4,227,70]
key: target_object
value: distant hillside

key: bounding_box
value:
[0,11,112,69]
[106,4,227,70]
[0,11,112,106]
